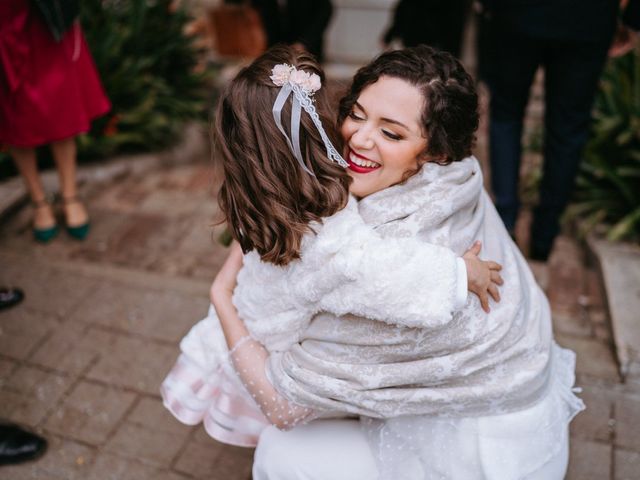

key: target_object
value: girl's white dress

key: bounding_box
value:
[162,157,584,479]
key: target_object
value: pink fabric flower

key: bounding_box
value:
[270,64,292,86]
[270,63,322,94]
[303,73,321,93]
[289,69,309,87]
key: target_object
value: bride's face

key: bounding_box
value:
[340,76,428,199]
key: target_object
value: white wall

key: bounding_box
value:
[325,0,396,66]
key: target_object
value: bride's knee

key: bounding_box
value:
[252,426,302,480]
[252,420,378,480]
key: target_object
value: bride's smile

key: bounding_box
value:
[340,76,428,198]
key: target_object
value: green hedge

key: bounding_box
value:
[570,47,640,243]
[78,0,211,159]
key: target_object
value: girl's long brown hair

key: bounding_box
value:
[214,46,351,266]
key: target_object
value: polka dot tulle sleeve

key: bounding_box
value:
[228,336,318,430]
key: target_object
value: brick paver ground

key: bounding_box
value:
[0,161,255,480]
[1,84,639,480]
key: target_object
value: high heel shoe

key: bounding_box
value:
[32,201,58,243]
[62,196,90,240]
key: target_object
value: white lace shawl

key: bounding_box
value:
[264,156,555,419]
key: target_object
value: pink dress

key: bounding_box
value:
[161,306,271,448]
[0,0,110,147]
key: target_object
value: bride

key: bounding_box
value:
[166,45,583,479]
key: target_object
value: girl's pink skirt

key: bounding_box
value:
[161,306,270,448]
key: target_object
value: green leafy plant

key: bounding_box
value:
[569,47,640,243]
[77,0,211,159]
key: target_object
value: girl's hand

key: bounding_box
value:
[463,241,503,313]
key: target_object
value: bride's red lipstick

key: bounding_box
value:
[346,149,380,174]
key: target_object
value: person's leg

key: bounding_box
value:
[524,430,569,480]
[485,30,541,233]
[10,146,56,231]
[439,0,473,58]
[285,0,332,62]
[50,137,88,228]
[250,0,283,47]
[531,38,611,260]
[253,419,378,480]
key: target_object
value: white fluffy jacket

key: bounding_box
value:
[233,196,464,351]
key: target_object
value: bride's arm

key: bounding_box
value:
[211,243,318,430]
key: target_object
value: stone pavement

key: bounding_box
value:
[1,155,640,478]
[0,160,253,480]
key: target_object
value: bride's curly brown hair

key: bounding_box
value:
[214,45,351,266]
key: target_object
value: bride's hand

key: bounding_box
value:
[210,241,244,307]
[463,241,503,313]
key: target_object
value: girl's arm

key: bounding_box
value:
[211,241,501,428]
[287,205,503,328]
[211,243,318,430]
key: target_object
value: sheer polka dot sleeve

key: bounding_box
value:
[228,335,318,430]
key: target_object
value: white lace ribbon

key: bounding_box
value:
[271,68,349,175]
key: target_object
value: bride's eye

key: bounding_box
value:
[383,130,402,141]
[348,111,364,121]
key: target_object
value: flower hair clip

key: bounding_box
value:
[270,63,348,174]
[270,64,322,94]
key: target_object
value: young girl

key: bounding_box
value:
[161,46,503,447]
[208,46,585,479]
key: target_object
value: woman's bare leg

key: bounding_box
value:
[10,146,56,229]
[50,137,88,227]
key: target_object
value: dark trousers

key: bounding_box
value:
[384,0,472,57]
[484,30,611,254]
[250,0,332,61]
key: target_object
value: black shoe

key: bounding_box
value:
[0,424,47,466]
[0,288,24,311]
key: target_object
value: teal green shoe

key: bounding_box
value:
[33,225,59,243]
[32,200,58,243]
[66,222,90,240]
[62,196,90,241]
